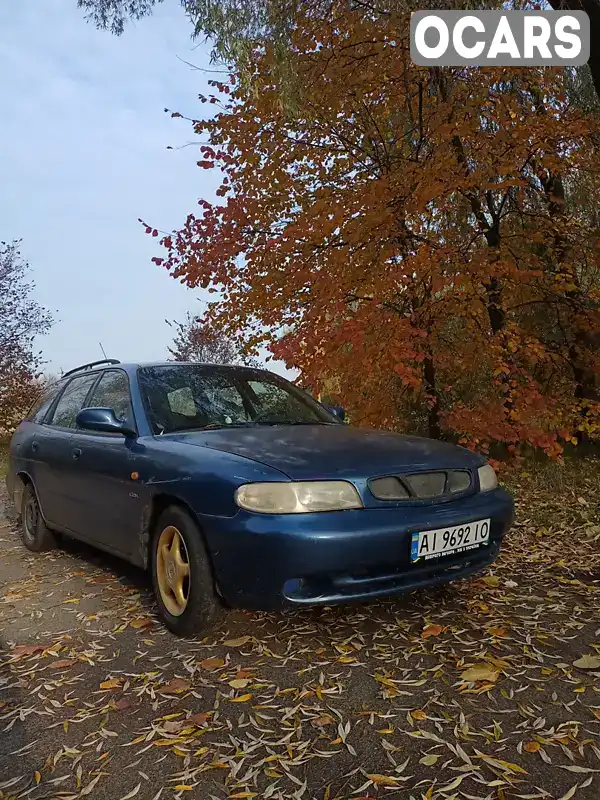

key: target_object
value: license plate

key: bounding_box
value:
[411,518,490,563]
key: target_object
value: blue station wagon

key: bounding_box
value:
[6,359,514,636]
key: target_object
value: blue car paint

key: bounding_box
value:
[6,361,514,612]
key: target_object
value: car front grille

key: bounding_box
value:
[369,470,472,501]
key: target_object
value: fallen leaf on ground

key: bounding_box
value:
[230,693,252,703]
[422,624,443,639]
[200,657,225,669]
[229,678,251,688]
[115,698,133,710]
[188,712,211,726]
[482,576,500,587]
[50,659,77,669]
[11,644,47,657]
[573,654,600,670]
[412,709,427,720]
[223,636,251,647]
[100,678,122,690]
[161,678,191,693]
[367,774,400,786]
[461,664,500,683]
[130,618,153,629]
[524,741,541,753]
[312,715,335,727]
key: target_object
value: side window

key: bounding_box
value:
[48,374,98,429]
[27,382,65,424]
[87,370,134,428]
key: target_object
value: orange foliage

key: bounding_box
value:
[147,5,600,455]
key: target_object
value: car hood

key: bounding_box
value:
[163,425,484,480]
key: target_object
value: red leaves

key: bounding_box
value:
[143,12,600,455]
[11,644,48,658]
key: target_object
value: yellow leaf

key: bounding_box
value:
[63,598,80,604]
[173,786,193,791]
[477,754,528,775]
[230,693,252,703]
[482,576,500,588]
[229,794,257,799]
[35,771,41,784]
[339,656,356,663]
[374,674,397,688]
[461,664,500,683]
[223,636,251,647]
[367,775,399,786]
[524,741,540,753]
[130,618,152,629]
[229,679,251,689]
[100,678,121,690]
[412,709,427,721]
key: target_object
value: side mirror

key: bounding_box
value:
[76,407,136,437]
[327,406,346,422]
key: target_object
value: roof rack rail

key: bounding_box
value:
[63,359,121,378]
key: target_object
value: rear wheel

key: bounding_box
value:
[151,506,221,637]
[21,483,56,552]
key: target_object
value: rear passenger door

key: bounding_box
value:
[32,373,99,528]
[67,369,144,556]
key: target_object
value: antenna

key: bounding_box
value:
[99,342,108,359]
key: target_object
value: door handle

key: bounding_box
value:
[72,448,82,460]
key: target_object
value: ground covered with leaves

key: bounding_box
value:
[2,463,600,800]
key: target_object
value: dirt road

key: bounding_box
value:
[2,473,600,800]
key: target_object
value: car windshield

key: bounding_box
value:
[137,364,338,434]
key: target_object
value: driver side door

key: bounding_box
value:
[68,369,146,556]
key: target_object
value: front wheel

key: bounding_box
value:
[21,483,56,552]
[151,506,222,637]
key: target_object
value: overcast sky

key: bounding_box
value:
[0,1,291,378]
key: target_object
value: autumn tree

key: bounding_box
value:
[144,4,600,455]
[0,242,53,432]
[78,0,600,105]
[167,311,258,365]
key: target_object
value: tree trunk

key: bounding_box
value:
[423,353,442,439]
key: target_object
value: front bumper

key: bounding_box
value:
[201,487,514,611]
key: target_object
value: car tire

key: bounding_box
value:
[21,483,56,552]
[151,505,222,637]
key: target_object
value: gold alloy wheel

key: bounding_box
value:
[156,525,191,616]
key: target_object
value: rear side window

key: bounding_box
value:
[87,370,134,429]
[48,374,98,429]
[27,382,65,424]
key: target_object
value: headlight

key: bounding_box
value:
[235,481,363,514]
[477,464,498,492]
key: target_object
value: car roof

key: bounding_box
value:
[61,361,274,380]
